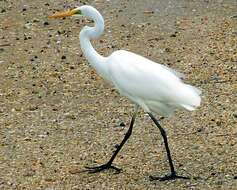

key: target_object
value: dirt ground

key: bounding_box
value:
[0,0,236,189]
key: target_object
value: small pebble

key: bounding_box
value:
[43,21,49,26]
[119,122,126,127]
[197,128,203,132]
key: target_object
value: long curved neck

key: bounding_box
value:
[79,9,109,80]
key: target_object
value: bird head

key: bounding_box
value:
[49,5,104,38]
[48,5,99,19]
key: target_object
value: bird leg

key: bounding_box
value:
[148,113,189,181]
[149,173,189,181]
[86,106,138,174]
[85,163,121,173]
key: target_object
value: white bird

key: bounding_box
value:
[49,5,201,181]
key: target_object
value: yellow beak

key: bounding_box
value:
[48,9,78,19]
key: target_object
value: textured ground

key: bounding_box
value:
[0,0,236,189]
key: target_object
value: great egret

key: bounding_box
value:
[49,5,201,181]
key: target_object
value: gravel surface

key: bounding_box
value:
[0,0,236,189]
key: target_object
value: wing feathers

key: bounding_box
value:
[108,50,201,116]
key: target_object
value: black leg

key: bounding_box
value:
[86,106,139,173]
[148,113,189,181]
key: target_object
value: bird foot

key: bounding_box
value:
[149,173,190,181]
[85,163,121,174]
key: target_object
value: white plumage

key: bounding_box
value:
[107,50,201,116]
[72,5,201,117]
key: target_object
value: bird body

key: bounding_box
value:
[106,50,201,116]
[49,5,201,181]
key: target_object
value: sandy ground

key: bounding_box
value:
[0,0,237,189]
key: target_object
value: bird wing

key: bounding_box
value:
[107,50,201,114]
[108,50,181,100]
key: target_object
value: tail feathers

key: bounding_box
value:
[181,104,196,111]
[186,84,202,95]
[180,85,202,111]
